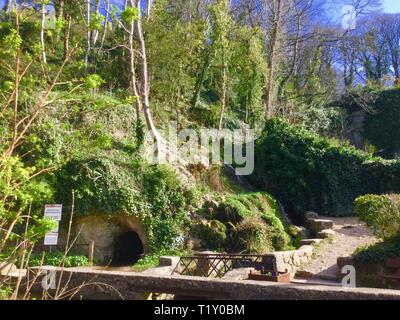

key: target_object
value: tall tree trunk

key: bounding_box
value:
[5,0,14,13]
[63,15,72,62]
[218,49,227,132]
[92,0,100,46]
[191,49,210,109]
[40,3,47,66]
[134,0,163,155]
[99,0,110,51]
[265,0,282,120]
[85,0,91,72]
[147,0,153,19]
[128,14,141,122]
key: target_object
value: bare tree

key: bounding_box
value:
[378,13,400,84]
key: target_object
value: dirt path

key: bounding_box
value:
[299,217,378,281]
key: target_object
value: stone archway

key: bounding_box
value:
[66,214,148,264]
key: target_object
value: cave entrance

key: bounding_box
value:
[112,231,144,266]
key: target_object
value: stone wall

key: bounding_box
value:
[337,256,392,289]
[27,267,400,300]
[265,245,314,278]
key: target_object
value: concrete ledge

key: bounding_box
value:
[27,267,400,300]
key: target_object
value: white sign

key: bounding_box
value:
[44,204,63,221]
[44,233,59,246]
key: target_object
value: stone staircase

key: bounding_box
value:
[304,211,335,239]
[294,211,338,282]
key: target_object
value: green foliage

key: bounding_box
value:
[251,118,400,217]
[363,88,400,159]
[90,13,105,31]
[131,254,160,272]
[199,192,292,253]
[0,287,12,300]
[84,74,105,89]
[56,156,199,254]
[355,194,400,240]
[132,248,191,272]
[196,220,227,249]
[27,252,90,268]
[353,237,400,264]
[121,7,139,25]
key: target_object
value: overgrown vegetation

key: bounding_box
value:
[353,194,400,264]
[2,0,400,300]
[195,193,294,253]
[355,194,400,241]
[353,237,400,264]
[27,252,90,268]
[56,156,200,254]
[251,118,400,218]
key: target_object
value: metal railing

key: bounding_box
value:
[174,253,274,278]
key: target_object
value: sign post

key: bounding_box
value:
[44,205,63,251]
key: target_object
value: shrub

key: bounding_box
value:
[232,216,271,253]
[355,194,400,240]
[27,252,90,268]
[353,237,400,264]
[199,192,292,253]
[196,220,227,249]
[250,118,400,217]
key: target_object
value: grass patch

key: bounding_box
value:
[26,252,90,268]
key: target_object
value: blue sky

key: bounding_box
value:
[383,0,400,13]
[1,1,400,15]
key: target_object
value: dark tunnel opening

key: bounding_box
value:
[112,231,144,266]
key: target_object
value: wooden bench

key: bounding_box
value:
[383,259,400,287]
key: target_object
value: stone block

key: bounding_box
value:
[317,229,336,239]
[305,211,319,220]
[308,218,334,234]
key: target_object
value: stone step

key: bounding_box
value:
[317,229,336,239]
[305,211,319,220]
[300,239,324,246]
[308,218,334,233]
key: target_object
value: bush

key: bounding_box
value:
[250,118,400,217]
[233,216,271,253]
[197,220,227,250]
[355,194,400,240]
[199,192,292,253]
[353,237,400,264]
[27,252,90,268]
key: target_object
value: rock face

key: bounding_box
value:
[59,214,147,263]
